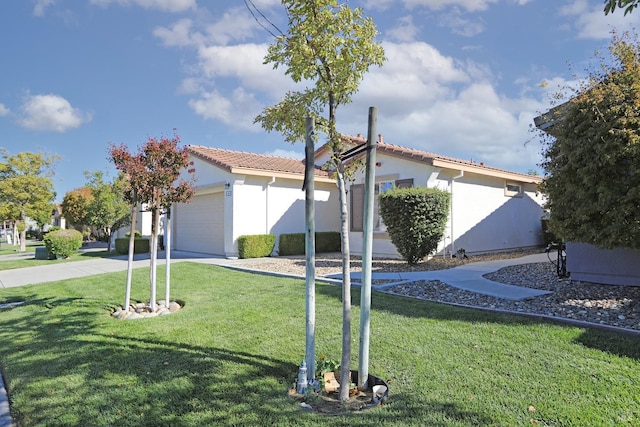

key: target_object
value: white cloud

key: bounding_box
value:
[560,0,640,40]
[0,104,9,116]
[264,148,304,159]
[438,8,485,36]
[386,16,421,42]
[188,87,261,131]
[90,0,196,13]
[18,94,91,132]
[153,18,202,47]
[33,0,56,16]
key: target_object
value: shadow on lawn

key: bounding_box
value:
[316,281,640,358]
[0,293,495,426]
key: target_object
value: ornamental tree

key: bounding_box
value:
[110,132,196,312]
[0,150,57,251]
[61,187,94,229]
[537,31,640,250]
[255,0,385,401]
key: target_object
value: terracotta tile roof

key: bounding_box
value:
[327,135,542,184]
[187,145,331,179]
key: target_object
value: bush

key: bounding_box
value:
[238,234,276,259]
[43,229,83,259]
[278,231,341,256]
[379,187,450,265]
[115,237,150,254]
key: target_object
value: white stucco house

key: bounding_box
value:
[171,145,339,258]
[319,135,545,258]
[169,137,545,259]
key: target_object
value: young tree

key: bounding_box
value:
[61,187,94,229]
[0,150,57,251]
[537,31,640,249]
[84,171,131,252]
[255,0,385,401]
[110,132,195,313]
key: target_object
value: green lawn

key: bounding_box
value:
[0,243,116,271]
[0,263,638,426]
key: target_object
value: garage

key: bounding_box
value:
[173,192,225,254]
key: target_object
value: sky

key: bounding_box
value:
[1,0,638,202]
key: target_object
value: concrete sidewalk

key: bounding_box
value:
[328,252,553,300]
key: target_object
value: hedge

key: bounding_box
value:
[278,231,341,256]
[43,229,83,259]
[115,237,150,255]
[237,234,276,259]
[379,187,450,265]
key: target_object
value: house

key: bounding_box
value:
[170,138,545,259]
[171,145,339,258]
[316,135,545,258]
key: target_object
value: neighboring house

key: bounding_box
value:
[172,138,545,259]
[171,145,339,258]
[316,135,545,258]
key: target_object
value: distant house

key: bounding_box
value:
[170,138,545,259]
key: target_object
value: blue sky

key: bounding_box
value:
[1,0,638,201]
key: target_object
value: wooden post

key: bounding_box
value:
[359,107,377,390]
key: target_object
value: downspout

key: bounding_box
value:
[266,177,276,234]
[450,170,464,257]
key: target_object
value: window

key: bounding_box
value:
[505,182,523,197]
[350,178,414,232]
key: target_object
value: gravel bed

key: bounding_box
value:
[236,251,640,333]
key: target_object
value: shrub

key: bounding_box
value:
[43,229,83,259]
[278,232,341,256]
[379,187,450,265]
[278,233,304,255]
[238,234,276,259]
[115,237,150,254]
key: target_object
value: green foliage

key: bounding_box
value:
[379,187,451,265]
[43,229,83,259]
[125,230,142,238]
[316,354,340,377]
[83,171,131,240]
[278,232,341,255]
[0,150,57,251]
[539,31,640,250]
[115,237,149,254]
[604,0,639,15]
[237,234,276,259]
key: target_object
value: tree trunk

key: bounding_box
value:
[336,163,352,401]
[124,192,138,311]
[164,208,171,308]
[149,207,159,312]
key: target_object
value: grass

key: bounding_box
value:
[0,263,638,426]
[0,243,117,271]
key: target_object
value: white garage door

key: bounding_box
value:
[174,193,224,254]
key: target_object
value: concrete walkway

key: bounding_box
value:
[0,248,553,426]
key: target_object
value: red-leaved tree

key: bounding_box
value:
[110,132,195,313]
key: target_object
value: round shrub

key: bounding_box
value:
[43,229,83,259]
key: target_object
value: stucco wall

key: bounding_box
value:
[348,153,545,258]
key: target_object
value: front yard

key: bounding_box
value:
[0,263,638,426]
